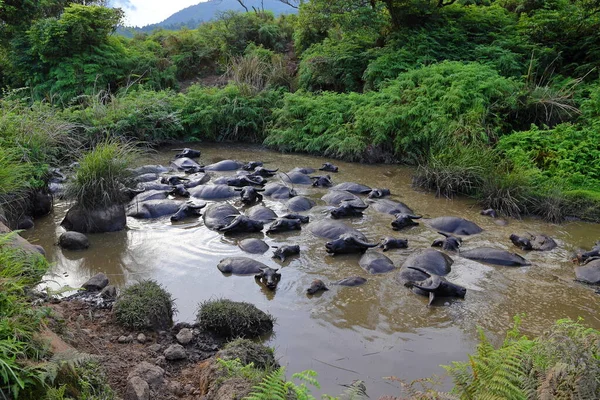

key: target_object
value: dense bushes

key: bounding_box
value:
[113,280,175,331]
[196,299,274,339]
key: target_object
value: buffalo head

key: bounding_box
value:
[330,201,368,219]
[325,234,378,255]
[255,267,281,290]
[170,201,207,222]
[236,186,265,205]
[391,214,421,230]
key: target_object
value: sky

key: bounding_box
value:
[109,0,204,27]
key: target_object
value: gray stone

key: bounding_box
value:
[167,381,185,396]
[58,231,90,250]
[61,204,126,233]
[100,285,117,299]
[125,376,149,400]
[127,361,165,389]
[164,344,187,361]
[155,356,167,367]
[17,217,34,230]
[176,328,193,345]
[81,273,109,292]
[118,335,134,344]
[148,344,162,352]
[137,333,146,343]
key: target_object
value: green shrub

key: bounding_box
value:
[196,299,274,339]
[218,339,278,370]
[113,280,175,331]
[64,139,140,210]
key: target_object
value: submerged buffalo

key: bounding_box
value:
[127,200,179,219]
[577,242,600,263]
[174,148,201,159]
[204,160,243,171]
[330,201,368,219]
[217,257,268,274]
[311,175,333,187]
[237,186,264,205]
[509,233,557,251]
[267,218,302,234]
[404,267,467,307]
[367,188,391,199]
[379,237,408,251]
[432,232,462,251]
[574,259,600,284]
[359,251,396,274]
[183,173,211,188]
[190,184,237,200]
[161,175,188,186]
[325,233,378,255]
[460,247,530,266]
[214,175,264,187]
[203,203,240,230]
[319,162,339,173]
[282,213,309,223]
[286,196,315,212]
[170,202,207,222]
[290,167,315,174]
[331,182,372,194]
[255,267,281,290]
[249,167,278,177]
[169,184,190,197]
[332,276,367,286]
[128,189,168,204]
[131,165,170,175]
[322,190,364,207]
[309,219,367,241]
[136,173,159,183]
[480,209,498,218]
[307,279,329,295]
[369,199,414,215]
[242,161,263,171]
[171,157,202,173]
[396,249,454,286]
[427,217,483,235]
[283,171,313,185]
[391,214,422,230]
[218,215,264,234]
[272,245,300,262]
[263,183,297,200]
[246,205,278,223]
[239,238,270,254]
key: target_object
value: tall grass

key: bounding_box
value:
[64,139,141,210]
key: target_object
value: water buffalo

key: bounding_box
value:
[135,173,159,183]
[404,267,467,306]
[359,251,396,273]
[427,217,483,235]
[432,232,462,251]
[161,176,188,186]
[236,186,264,205]
[396,249,454,286]
[121,186,146,201]
[131,165,170,175]
[214,176,265,187]
[263,183,297,200]
[307,279,329,295]
[480,209,498,218]
[140,181,173,191]
[283,171,313,185]
[170,201,207,222]
[330,201,368,219]
[290,167,315,174]
[217,257,268,274]
[183,173,211,188]
[332,276,367,286]
[319,162,339,173]
[174,148,201,159]
[190,185,237,200]
[255,267,281,290]
[169,184,190,197]
[391,214,422,230]
[205,160,244,171]
[286,196,315,212]
[309,219,367,241]
[239,238,270,254]
[272,245,300,262]
[325,233,378,255]
[219,215,264,234]
[369,199,414,215]
[249,167,278,177]
[127,200,184,219]
[322,190,364,206]
[574,259,600,284]
[203,203,240,230]
[577,242,600,263]
[267,218,302,234]
[281,213,309,223]
[242,161,264,171]
[246,205,278,223]
[510,233,557,251]
[311,175,333,187]
[171,157,203,173]
[128,189,168,204]
[460,247,530,266]
[367,188,391,199]
[331,182,372,194]
[379,237,408,251]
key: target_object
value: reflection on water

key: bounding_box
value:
[23,143,600,397]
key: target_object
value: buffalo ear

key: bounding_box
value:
[410,215,423,219]
[233,187,242,191]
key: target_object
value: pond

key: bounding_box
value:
[23,143,600,398]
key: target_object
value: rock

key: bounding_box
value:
[167,381,185,396]
[127,361,165,390]
[32,245,45,255]
[137,333,147,343]
[214,378,254,400]
[118,335,134,344]
[155,356,167,367]
[176,328,193,345]
[100,285,117,299]
[17,217,34,230]
[61,204,126,233]
[81,273,109,292]
[184,384,195,394]
[164,344,187,361]
[148,344,162,353]
[31,191,52,218]
[58,231,90,250]
[125,376,149,400]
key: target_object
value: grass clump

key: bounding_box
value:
[196,299,274,339]
[218,339,278,371]
[64,139,141,211]
[113,280,175,331]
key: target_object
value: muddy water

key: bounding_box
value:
[23,143,600,397]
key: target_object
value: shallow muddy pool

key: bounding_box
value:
[23,143,600,397]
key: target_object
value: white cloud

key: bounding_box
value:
[116,0,206,27]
